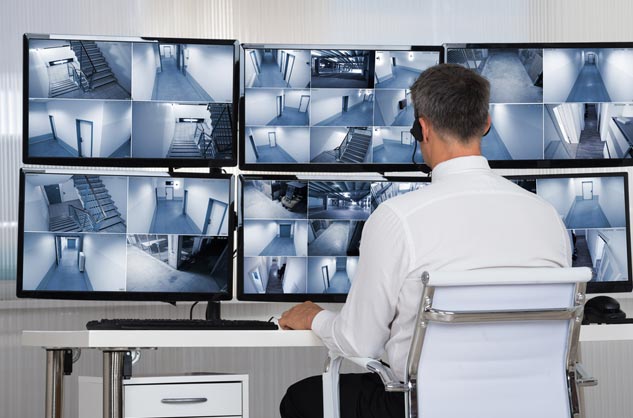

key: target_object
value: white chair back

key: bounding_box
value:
[410,268,591,418]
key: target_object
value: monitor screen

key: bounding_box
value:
[24,34,239,167]
[446,43,633,168]
[239,45,444,172]
[237,172,631,302]
[237,175,431,301]
[508,172,632,293]
[17,169,234,301]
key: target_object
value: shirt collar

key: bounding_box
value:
[431,156,491,182]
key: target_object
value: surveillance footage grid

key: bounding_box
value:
[21,173,232,294]
[243,48,440,166]
[26,36,235,162]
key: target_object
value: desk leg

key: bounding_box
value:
[45,349,65,418]
[103,350,127,418]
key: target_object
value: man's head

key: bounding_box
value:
[410,63,491,168]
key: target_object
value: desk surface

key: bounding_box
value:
[21,325,633,349]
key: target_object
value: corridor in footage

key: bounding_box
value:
[567,55,611,102]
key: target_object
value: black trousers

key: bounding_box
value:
[280,373,405,418]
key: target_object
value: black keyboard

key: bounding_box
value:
[86,318,279,330]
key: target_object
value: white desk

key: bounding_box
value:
[22,326,633,418]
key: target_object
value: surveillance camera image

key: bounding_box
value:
[240,178,431,297]
[242,46,441,167]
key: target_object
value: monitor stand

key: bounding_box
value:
[205,301,222,321]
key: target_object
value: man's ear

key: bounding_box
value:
[419,117,430,143]
[483,115,492,137]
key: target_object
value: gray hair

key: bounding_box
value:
[410,63,490,143]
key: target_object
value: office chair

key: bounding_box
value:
[323,267,597,418]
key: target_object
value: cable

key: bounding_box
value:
[189,301,200,320]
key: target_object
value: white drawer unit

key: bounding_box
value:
[79,374,249,418]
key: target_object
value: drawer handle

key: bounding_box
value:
[161,397,208,404]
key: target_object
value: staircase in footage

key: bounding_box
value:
[338,127,371,163]
[166,103,234,159]
[48,175,126,233]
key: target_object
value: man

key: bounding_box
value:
[279,64,571,418]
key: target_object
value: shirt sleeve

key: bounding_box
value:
[311,204,412,358]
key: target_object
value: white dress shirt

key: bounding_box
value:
[311,156,572,380]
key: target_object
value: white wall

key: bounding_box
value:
[101,176,128,222]
[131,102,175,158]
[307,256,336,293]
[82,234,126,291]
[244,89,282,125]
[284,89,309,109]
[597,49,633,102]
[28,49,48,98]
[23,181,49,232]
[489,104,543,159]
[375,89,405,126]
[310,127,347,157]
[127,177,158,233]
[59,179,79,202]
[186,44,234,102]
[243,220,279,255]
[346,257,358,283]
[310,89,364,125]
[45,100,105,155]
[249,127,310,162]
[293,221,308,257]
[244,49,263,87]
[96,41,132,92]
[372,127,411,148]
[22,233,56,290]
[132,42,159,100]
[28,101,51,138]
[543,49,583,102]
[536,178,576,222]
[376,50,438,81]
[599,177,626,227]
[374,51,394,82]
[600,229,629,279]
[243,256,267,293]
[173,104,210,122]
[282,49,311,88]
[99,101,132,157]
[184,178,230,235]
[282,257,307,293]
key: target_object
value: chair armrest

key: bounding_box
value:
[575,362,598,387]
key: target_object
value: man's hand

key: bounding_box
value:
[278,301,323,330]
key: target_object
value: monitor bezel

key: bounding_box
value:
[238,44,445,173]
[16,168,236,302]
[504,170,632,293]
[445,42,633,169]
[236,173,432,302]
[23,33,240,168]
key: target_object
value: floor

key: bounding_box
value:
[29,137,77,157]
[309,206,371,220]
[252,52,287,87]
[259,236,296,256]
[376,67,422,89]
[481,51,543,103]
[310,150,339,163]
[481,124,513,160]
[565,196,611,229]
[126,245,221,292]
[150,199,201,234]
[567,64,611,102]
[152,57,212,102]
[55,82,130,100]
[109,139,131,158]
[576,106,606,159]
[372,139,419,163]
[311,71,369,88]
[315,101,374,126]
[243,185,306,219]
[375,104,414,127]
[267,106,309,126]
[265,264,284,293]
[37,246,92,291]
[254,145,297,163]
[308,222,349,256]
[326,271,351,293]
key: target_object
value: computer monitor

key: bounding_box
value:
[239,44,444,172]
[236,175,431,301]
[446,43,633,169]
[508,172,632,293]
[23,34,239,167]
[17,169,234,301]
[237,172,631,302]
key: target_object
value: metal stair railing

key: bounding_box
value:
[74,41,98,80]
[334,129,352,161]
[68,65,90,92]
[79,176,108,223]
[68,205,96,232]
